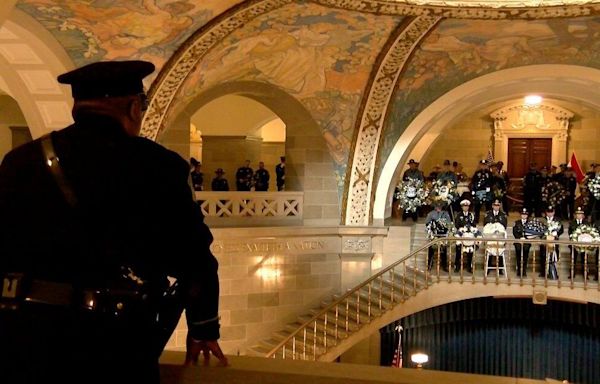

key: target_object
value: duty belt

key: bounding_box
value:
[1,274,146,316]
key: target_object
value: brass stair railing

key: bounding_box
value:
[264,237,600,360]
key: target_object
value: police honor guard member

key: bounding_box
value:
[568,207,589,277]
[437,159,458,184]
[402,159,425,221]
[253,161,270,191]
[454,199,476,272]
[0,61,227,384]
[425,202,452,271]
[539,205,564,277]
[235,159,254,191]
[275,156,286,191]
[470,159,493,224]
[211,168,230,191]
[513,208,532,277]
[523,163,542,217]
[483,199,508,228]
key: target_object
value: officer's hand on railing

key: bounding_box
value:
[184,335,229,367]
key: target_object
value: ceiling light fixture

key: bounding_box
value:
[524,95,542,105]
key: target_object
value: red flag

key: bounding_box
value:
[569,152,585,184]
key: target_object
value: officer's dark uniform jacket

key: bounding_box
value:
[455,211,476,229]
[483,210,508,228]
[0,113,220,341]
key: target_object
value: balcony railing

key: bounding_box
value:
[195,191,303,226]
[265,237,599,360]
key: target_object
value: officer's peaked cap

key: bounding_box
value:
[58,60,155,100]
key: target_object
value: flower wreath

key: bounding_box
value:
[544,220,562,238]
[586,175,600,200]
[426,218,455,241]
[395,179,429,213]
[455,225,482,253]
[427,179,458,206]
[541,181,566,208]
[482,222,507,252]
[569,224,600,252]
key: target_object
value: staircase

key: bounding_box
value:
[248,222,600,362]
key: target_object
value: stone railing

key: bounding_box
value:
[195,191,303,226]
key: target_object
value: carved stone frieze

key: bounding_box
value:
[342,237,372,252]
[344,15,441,225]
[312,0,600,19]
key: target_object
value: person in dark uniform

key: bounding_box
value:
[563,166,577,220]
[513,208,531,277]
[253,161,270,191]
[275,156,286,191]
[539,205,564,277]
[0,61,228,384]
[523,163,542,217]
[454,199,476,272]
[235,160,253,191]
[568,206,589,278]
[484,199,508,227]
[495,161,510,213]
[211,168,230,191]
[425,202,452,271]
[437,159,457,184]
[470,160,492,224]
[190,157,204,191]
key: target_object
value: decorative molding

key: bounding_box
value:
[311,0,600,19]
[141,0,292,140]
[342,237,372,252]
[344,16,440,226]
[491,102,574,167]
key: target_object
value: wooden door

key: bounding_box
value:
[508,138,552,178]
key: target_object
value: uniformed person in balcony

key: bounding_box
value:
[211,168,230,191]
[484,199,508,228]
[253,161,270,191]
[402,159,424,182]
[190,157,204,191]
[470,159,492,224]
[513,208,532,277]
[437,159,457,184]
[235,159,254,191]
[425,201,452,271]
[523,163,542,217]
[0,60,227,384]
[568,206,589,278]
[454,199,476,272]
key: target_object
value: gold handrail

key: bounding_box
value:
[265,236,600,359]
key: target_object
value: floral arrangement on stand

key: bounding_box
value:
[541,181,566,208]
[395,179,429,213]
[427,180,458,206]
[426,218,455,241]
[569,224,600,252]
[455,225,482,253]
[586,175,600,199]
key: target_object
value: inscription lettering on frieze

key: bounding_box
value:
[211,240,325,254]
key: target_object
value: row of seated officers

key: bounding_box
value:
[425,199,598,279]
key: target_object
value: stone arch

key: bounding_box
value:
[374,65,600,224]
[162,81,341,225]
[0,10,73,139]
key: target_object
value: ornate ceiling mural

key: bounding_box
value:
[379,15,600,179]
[16,0,243,70]
[170,1,401,192]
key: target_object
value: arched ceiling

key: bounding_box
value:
[5,1,600,224]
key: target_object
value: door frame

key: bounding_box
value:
[491,103,572,167]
